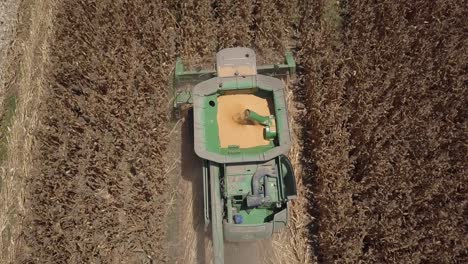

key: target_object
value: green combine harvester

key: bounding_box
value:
[173,48,297,264]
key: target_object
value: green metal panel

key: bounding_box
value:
[196,89,277,156]
[201,94,221,153]
[174,90,192,106]
[236,208,274,224]
[183,49,298,262]
[245,109,270,125]
[219,80,256,90]
[223,160,282,230]
[209,162,224,264]
[173,51,296,110]
[174,57,216,84]
[174,52,295,85]
[218,144,274,155]
[280,155,298,200]
[285,51,296,75]
[266,176,279,202]
[272,208,288,233]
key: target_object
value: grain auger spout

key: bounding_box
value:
[243,109,277,140]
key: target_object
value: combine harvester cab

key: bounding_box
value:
[173,48,297,264]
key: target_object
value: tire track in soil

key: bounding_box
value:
[169,1,218,263]
[21,1,176,263]
[165,110,213,264]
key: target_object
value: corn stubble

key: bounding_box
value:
[22,1,175,263]
[298,0,467,262]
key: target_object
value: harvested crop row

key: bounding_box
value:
[299,0,467,262]
[20,1,175,263]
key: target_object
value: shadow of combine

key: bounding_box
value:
[180,108,209,263]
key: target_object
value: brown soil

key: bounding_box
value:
[217,94,270,148]
[1,0,56,263]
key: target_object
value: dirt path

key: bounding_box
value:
[165,112,211,264]
[167,111,275,264]
[0,0,19,77]
[225,240,273,264]
[1,0,56,262]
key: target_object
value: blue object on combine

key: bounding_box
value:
[233,215,244,224]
